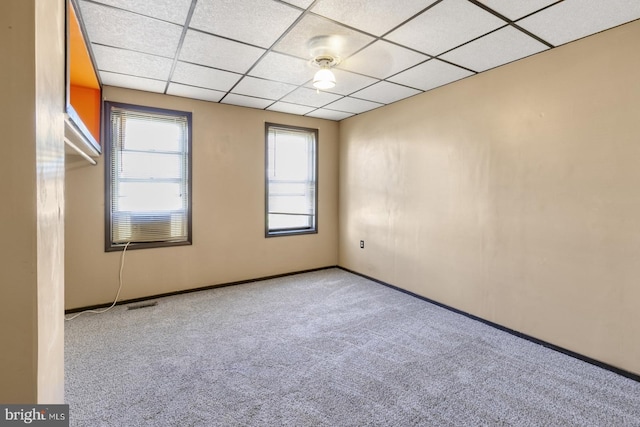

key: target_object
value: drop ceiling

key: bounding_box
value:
[76,0,640,121]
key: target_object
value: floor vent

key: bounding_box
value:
[127,301,158,310]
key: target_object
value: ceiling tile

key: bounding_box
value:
[87,0,193,24]
[78,0,640,121]
[311,0,437,36]
[388,59,473,91]
[78,0,183,57]
[167,83,226,102]
[351,81,422,104]
[476,0,558,21]
[306,109,354,121]
[172,62,241,92]
[232,76,297,100]
[273,13,375,60]
[385,0,505,55]
[179,30,266,73]
[100,72,166,93]
[280,0,315,9]
[267,102,317,115]
[440,26,549,72]
[221,94,274,109]
[280,87,342,107]
[339,40,428,79]
[92,45,173,80]
[304,69,378,95]
[518,0,640,47]
[324,97,383,114]
[249,52,313,85]
[190,0,302,48]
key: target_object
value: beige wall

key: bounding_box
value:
[339,20,640,375]
[65,87,339,309]
[0,0,65,403]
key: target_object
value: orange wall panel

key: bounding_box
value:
[68,2,99,90]
[70,84,100,141]
[67,0,101,145]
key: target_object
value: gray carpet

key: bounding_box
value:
[65,268,640,426]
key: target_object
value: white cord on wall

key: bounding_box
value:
[65,241,131,321]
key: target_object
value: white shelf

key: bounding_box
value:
[64,115,99,165]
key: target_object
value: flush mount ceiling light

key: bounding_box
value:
[308,35,342,91]
[312,55,339,90]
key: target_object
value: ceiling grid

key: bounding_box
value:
[76,0,640,120]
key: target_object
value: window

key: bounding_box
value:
[105,102,192,251]
[265,123,318,236]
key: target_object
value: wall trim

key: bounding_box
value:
[339,267,640,383]
[65,265,338,314]
[67,264,639,382]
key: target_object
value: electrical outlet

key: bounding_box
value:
[360,240,364,249]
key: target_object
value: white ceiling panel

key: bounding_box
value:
[232,76,297,100]
[267,102,316,115]
[221,94,274,109]
[305,69,378,96]
[388,59,473,91]
[324,97,383,114]
[476,0,558,21]
[306,109,354,121]
[440,26,549,72]
[167,84,226,102]
[518,0,640,47]
[311,0,437,36]
[100,72,166,93]
[280,0,315,9]
[92,45,174,80]
[249,52,313,85]
[351,81,422,104]
[281,87,343,108]
[385,0,505,55]
[273,14,375,60]
[78,1,183,58]
[179,30,266,73]
[190,0,302,48]
[171,62,241,92]
[87,0,193,25]
[77,0,640,121]
[339,40,428,79]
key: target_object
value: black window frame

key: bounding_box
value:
[104,101,193,252]
[265,123,319,237]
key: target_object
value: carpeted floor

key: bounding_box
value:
[65,268,640,426]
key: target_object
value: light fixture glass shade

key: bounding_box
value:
[313,68,336,90]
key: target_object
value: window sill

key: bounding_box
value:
[266,229,317,238]
[105,240,192,252]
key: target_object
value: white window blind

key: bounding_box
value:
[107,105,191,247]
[266,124,317,235]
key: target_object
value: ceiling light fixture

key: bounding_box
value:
[312,55,338,90]
[308,35,343,92]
